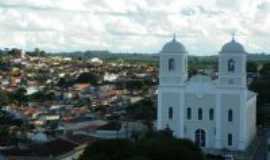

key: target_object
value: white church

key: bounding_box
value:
[157,35,257,151]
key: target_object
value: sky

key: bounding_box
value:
[0,0,270,55]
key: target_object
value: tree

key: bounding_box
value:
[57,77,73,88]
[76,72,99,85]
[247,61,257,73]
[260,62,270,75]
[79,139,135,160]
[28,91,55,102]
[250,78,270,125]
[10,88,28,106]
[126,99,156,130]
[27,48,46,57]
[79,135,205,160]
[135,136,205,160]
[0,90,9,106]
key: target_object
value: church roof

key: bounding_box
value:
[161,35,187,54]
[189,74,212,83]
[220,38,246,54]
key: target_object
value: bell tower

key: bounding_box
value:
[218,36,247,88]
[157,35,188,137]
[159,35,188,86]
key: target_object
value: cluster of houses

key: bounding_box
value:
[0,50,157,159]
[0,48,259,159]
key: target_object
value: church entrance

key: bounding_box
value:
[195,129,206,147]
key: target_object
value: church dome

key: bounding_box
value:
[220,38,246,54]
[161,36,187,54]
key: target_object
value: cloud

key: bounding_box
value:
[0,0,269,55]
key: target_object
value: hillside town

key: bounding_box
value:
[0,49,157,159]
[0,46,270,160]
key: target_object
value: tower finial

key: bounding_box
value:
[232,31,236,41]
[173,33,176,42]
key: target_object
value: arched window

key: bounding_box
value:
[168,58,175,71]
[228,59,235,72]
[168,107,173,120]
[228,109,233,122]
[209,108,214,120]
[228,133,232,146]
[187,108,192,120]
[198,108,203,120]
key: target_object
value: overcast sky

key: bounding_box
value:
[0,0,270,55]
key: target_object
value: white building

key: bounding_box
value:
[157,36,257,151]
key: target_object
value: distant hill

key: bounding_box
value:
[49,50,270,62]
[247,53,270,61]
[50,50,159,62]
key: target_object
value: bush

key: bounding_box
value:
[79,134,205,160]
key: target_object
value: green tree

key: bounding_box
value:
[250,78,270,125]
[0,90,9,106]
[79,136,205,160]
[260,62,270,75]
[79,139,135,160]
[10,88,28,106]
[28,91,55,102]
[126,99,156,130]
[247,61,257,73]
[136,135,205,160]
[76,72,99,85]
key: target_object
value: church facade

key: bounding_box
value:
[157,36,257,151]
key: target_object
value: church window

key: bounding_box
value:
[187,108,192,120]
[198,108,203,120]
[169,107,173,120]
[228,134,232,146]
[228,109,233,122]
[195,129,206,147]
[168,58,175,71]
[228,59,235,72]
[209,108,214,120]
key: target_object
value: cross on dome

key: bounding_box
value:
[160,33,187,53]
[220,32,246,54]
[173,33,176,42]
[231,31,237,41]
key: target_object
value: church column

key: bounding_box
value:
[238,91,248,150]
[215,93,222,148]
[157,88,163,130]
[179,91,184,137]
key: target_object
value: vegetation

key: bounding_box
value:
[10,88,28,106]
[259,62,270,75]
[79,131,205,160]
[0,110,23,126]
[75,72,99,85]
[126,99,156,130]
[28,91,55,102]
[249,62,270,126]
[247,61,258,73]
